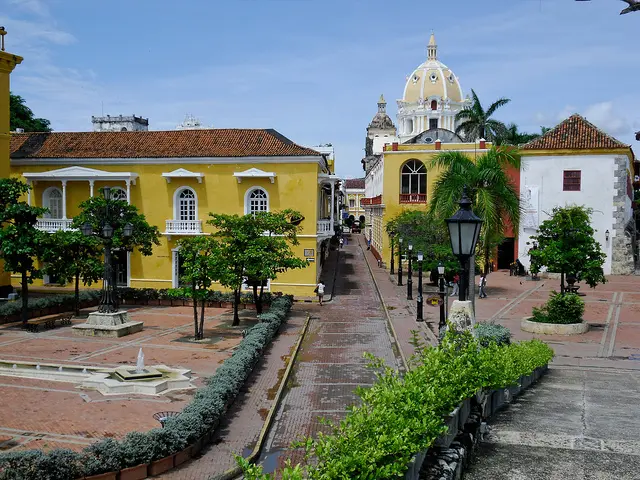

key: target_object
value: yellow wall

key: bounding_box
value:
[0,48,23,290]
[11,160,329,297]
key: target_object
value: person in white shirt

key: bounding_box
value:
[339,237,344,249]
[315,281,325,306]
[478,273,488,298]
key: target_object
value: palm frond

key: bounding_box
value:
[485,97,511,117]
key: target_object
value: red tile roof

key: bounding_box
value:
[345,178,365,189]
[10,129,322,159]
[522,114,629,151]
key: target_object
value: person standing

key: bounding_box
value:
[339,237,344,249]
[315,280,325,306]
[478,273,488,298]
[451,273,460,296]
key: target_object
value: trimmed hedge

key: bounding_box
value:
[117,287,277,305]
[239,328,554,479]
[0,290,101,320]
[0,295,294,479]
[474,322,511,347]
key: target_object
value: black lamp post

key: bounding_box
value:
[438,261,446,329]
[81,187,133,314]
[390,234,395,275]
[416,251,424,322]
[445,187,483,301]
[407,242,413,300]
[398,237,403,286]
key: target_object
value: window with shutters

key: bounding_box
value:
[563,170,581,191]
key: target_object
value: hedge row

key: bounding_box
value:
[0,295,294,480]
[239,327,555,479]
[0,290,101,319]
[116,287,277,305]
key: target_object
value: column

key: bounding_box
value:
[61,180,67,219]
[125,180,131,204]
[89,180,94,197]
[330,181,335,229]
[27,181,31,206]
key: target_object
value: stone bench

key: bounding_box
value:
[24,312,74,333]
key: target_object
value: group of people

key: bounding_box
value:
[448,272,488,299]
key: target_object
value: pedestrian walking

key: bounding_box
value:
[479,273,488,298]
[367,238,371,250]
[315,280,325,306]
[451,273,460,296]
[339,237,344,249]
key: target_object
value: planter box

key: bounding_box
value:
[521,316,589,335]
[245,303,257,310]
[459,397,471,429]
[490,389,508,415]
[520,373,533,389]
[147,455,175,476]
[435,406,460,448]
[117,464,148,480]
[475,390,491,419]
[508,383,522,401]
[403,449,427,480]
[220,302,232,309]
[191,434,207,456]
[85,472,118,480]
[174,445,193,466]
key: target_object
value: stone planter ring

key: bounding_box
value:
[521,317,589,335]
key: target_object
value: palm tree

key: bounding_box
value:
[455,89,510,142]
[429,147,521,275]
[496,123,543,146]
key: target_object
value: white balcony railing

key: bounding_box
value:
[36,218,74,232]
[165,220,203,235]
[317,220,333,235]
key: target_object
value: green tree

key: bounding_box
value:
[496,124,552,146]
[429,147,521,275]
[41,230,104,315]
[0,179,47,323]
[71,191,161,305]
[10,93,52,132]
[528,205,606,293]
[385,210,458,278]
[178,235,220,340]
[455,89,510,142]
[244,211,308,314]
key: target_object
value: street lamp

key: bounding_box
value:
[81,187,134,314]
[416,251,424,322]
[437,261,446,329]
[407,242,413,300]
[445,187,483,301]
[389,232,395,275]
[398,237,403,286]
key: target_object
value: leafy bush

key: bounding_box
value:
[117,287,275,305]
[0,290,101,319]
[531,291,584,324]
[238,328,554,480]
[475,323,511,347]
[0,295,294,479]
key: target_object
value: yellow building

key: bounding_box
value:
[9,128,341,297]
[0,29,22,296]
[361,33,491,266]
[344,178,365,222]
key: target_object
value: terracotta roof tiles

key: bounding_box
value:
[522,114,629,151]
[345,178,365,189]
[10,129,322,159]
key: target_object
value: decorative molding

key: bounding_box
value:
[162,168,204,183]
[233,167,276,184]
[12,155,324,167]
[22,166,138,184]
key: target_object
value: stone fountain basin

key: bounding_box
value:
[0,360,194,396]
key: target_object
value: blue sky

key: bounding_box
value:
[2,0,639,178]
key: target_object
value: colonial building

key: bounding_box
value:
[518,114,636,275]
[0,31,22,297]
[9,128,342,296]
[92,115,149,132]
[344,178,365,222]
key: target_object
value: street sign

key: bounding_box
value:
[426,295,443,307]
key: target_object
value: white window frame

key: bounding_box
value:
[173,187,198,221]
[109,186,128,202]
[241,276,271,292]
[42,186,63,219]
[244,187,269,215]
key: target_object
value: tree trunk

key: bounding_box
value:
[560,269,565,296]
[484,245,491,275]
[252,284,260,314]
[74,273,80,316]
[199,294,206,340]
[192,279,199,339]
[232,289,241,326]
[21,270,28,324]
[258,283,265,315]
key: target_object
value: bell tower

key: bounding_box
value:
[0,27,23,293]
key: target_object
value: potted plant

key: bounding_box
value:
[81,439,123,480]
[146,428,184,476]
[119,431,154,480]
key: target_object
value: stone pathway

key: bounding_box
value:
[257,241,403,472]
[466,367,640,479]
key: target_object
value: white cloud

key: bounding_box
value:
[8,0,49,17]
[582,102,631,136]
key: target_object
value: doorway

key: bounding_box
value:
[497,238,515,270]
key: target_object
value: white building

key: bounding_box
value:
[176,114,212,130]
[518,114,636,275]
[91,114,149,132]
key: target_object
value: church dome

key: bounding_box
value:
[368,95,395,130]
[402,33,464,105]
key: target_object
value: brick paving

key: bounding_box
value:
[0,305,260,452]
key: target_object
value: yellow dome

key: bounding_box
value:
[402,34,464,105]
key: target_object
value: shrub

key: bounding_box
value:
[120,431,155,467]
[81,438,124,475]
[0,290,101,320]
[531,291,584,324]
[475,323,511,347]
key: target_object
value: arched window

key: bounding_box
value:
[176,188,197,221]
[401,160,427,195]
[110,187,127,201]
[43,187,63,219]
[247,188,268,215]
[431,100,438,110]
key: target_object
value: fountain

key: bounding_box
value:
[136,348,145,373]
[36,363,40,370]
[58,366,63,372]
[12,364,16,369]
[114,348,162,381]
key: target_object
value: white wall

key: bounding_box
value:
[365,157,384,199]
[518,154,617,275]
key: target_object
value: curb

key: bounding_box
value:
[358,239,408,371]
[212,312,312,480]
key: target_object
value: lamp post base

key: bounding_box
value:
[73,311,143,338]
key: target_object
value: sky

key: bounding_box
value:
[1,0,639,178]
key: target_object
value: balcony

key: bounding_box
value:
[399,193,427,204]
[36,218,74,232]
[317,220,333,236]
[361,195,383,206]
[165,220,203,235]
